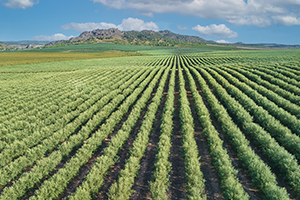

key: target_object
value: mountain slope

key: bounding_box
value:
[46,28,212,47]
[0,42,11,50]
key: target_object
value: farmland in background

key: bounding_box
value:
[0,43,236,67]
[0,46,300,200]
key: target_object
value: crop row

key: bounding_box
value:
[0,69,130,150]
[202,67,300,197]
[29,67,162,200]
[0,68,144,168]
[0,67,151,190]
[68,66,168,200]
[107,66,169,199]
[241,67,300,97]
[149,63,176,199]
[211,67,300,136]
[0,69,100,116]
[180,57,249,199]
[219,66,300,119]
[226,66,300,107]
[189,66,289,199]
[247,64,300,88]
[177,57,206,200]
[0,68,116,139]
[0,67,158,199]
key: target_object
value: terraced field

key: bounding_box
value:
[0,50,300,199]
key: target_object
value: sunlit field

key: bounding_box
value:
[1,47,300,199]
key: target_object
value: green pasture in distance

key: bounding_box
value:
[1,48,299,74]
[27,43,156,53]
[0,55,158,73]
[26,42,238,54]
[139,45,238,55]
[1,46,298,74]
[0,51,144,67]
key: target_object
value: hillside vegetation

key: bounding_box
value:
[45,28,214,48]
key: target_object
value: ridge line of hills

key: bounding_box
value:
[1,28,300,51]
[46,28,212,47]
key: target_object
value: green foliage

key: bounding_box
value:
[1,49,300,200]
[178,57,206,200]
[213,66,300,136]
[203,67,300,197]
[69,66,167,200]
[227,66,300,107]
[182,57,249,199]
[30,68,158,199]
[108,66,169,200]
[0,68,150,194]
[189,66,289,199]
[150,59,176,200]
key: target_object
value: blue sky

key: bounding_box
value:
[1,0,300,44]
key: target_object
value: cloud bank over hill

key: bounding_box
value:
[32,18,158,41]
[61,18,159,32]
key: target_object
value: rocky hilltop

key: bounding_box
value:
[73,28,124,41]
[47,28,210,47]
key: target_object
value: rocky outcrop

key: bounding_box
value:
[70,28,208,45]
[78,28,122,39]
[70,28,123,42]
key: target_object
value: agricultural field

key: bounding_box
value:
[0,51,143,67]
[0,43,235,67]
[0,47,300,200]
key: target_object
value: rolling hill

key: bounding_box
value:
[46,28,212,47]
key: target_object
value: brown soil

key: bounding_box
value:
[168,69,187,200]
[130,69,170,200]
[182,69,223,199]
[95,109,146,200]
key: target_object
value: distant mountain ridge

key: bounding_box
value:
[47,28,211,47]
[1,28,299,50]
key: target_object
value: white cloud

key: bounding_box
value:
[192,24,238,39]
[117,17,159,31]
[177,25,188,31]
[227,16,272,27]
[272,15,300,26]
[32,33,73,41]
[93,0,300,27]
[216,39,231,43]
[61,17,159,32]
[3,0,37,9]
[61,22,117,32]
